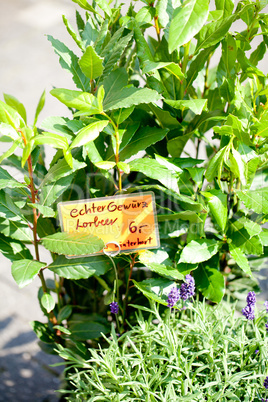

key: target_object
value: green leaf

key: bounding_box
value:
[27,203,55,218]
[165,99,207,115]
[179,239,220,264]
[0,167,26,190]
[3,93,27,123]
[69,315,110,341]
[119,127,169,161]
[139,250,184,280]
[229,244,252,277]
[34,132,69,150]
[215,0,234,17]
[129,158,179,193]
[133,278,175,306]
[201,189,227,231]
[41,158,86,185]
[103,87,162,111]
[167,133,193,158]
[34,90,46,126]
[50,88,100,114]
[0,233,32,261]
[71,0,96,13]
[42,232,104,256]
[0,219,33,243]
[11,259,46,288]
[48,254,111,279]
[194,263,224,303]
[95,161,116,170]
[158,211,202,224]
[70,120,109,149]
[41,293,56,313]
[117,161,130,174]
[0,100,25,128]
[47,35,90,91]
[195,13,236,53]
[143,61,184,80]
[168,0,209,53]
[53,325,71,335]
[236,188,268,214]
[205,145,230,184]
[79,45,104,80]
[57,305,72,323]
[39,173,75,207]
[30,321,55,343]
[102,32,133,76]
[0,190,26,222]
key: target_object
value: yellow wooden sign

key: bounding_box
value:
[58,192,160,256]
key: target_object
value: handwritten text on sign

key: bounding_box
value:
[58,192,160,255]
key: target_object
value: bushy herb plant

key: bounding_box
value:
[0,0,268,382]
[56,299,268,401]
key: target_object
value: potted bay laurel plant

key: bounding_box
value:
[0,0,268,398]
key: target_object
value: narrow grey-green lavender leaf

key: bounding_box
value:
[11,259,46,288]
[179,239,220,264]
[168,0,209,53]
[42,232,104,256]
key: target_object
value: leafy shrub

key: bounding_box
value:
[56,299,268,401]
[0,0,268,380]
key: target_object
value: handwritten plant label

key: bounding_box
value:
[58,192,160,256]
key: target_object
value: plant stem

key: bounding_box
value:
[122,254,137,324]
[180,41,191,100]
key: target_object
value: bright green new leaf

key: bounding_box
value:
[71,0,96,13]
[129,158,180,193]
[165,99,208,115]
[133,278,177,307]
[41,158,86,185]
[50,88,99,113]
[229,244,252,277]
[205,144,230,184]
[95,161,116,170]
[168,0,209,53]
[48,255,111,279]
[70,120,108,149]
[41,293,56,313]
[236,188,268,214]
[34,132,69,150]
[79,45,104,80]
[39,173,75,207]
[34,90,46,126]
[42,232,104,256]
[194,263,225,303]
[27,203,55,218]
[117,162,130,174]
[103,87,162,111]
[11,259,46,288]
[202,189,227,231]
[179,239,220,264]
[3,93,27,123]
[0,167,26,190]
[143,61,184,80]
[158,211,202,224]
[0,100,25,129]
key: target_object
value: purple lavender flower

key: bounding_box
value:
[265,322,268,332]
[264,376,268,389]
[167,287,180,308]
[180,274,195,301]
[110,301,119,314]
[242,304,255,320]
[255,349,259,354]
[264,300,268,313]
[246,291,256,306]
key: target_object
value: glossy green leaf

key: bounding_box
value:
[41,293,56,313]
[68,315,110,341]
[0,190,26,222]
[0,219,33,243]
[79,45,104,80]
[0,233,32,261]
[50,88,100,114]
[27,203,55,218]
[167,133,193,158]
[34,90,46,125]
[95,161,116,170]
[57,305,72,323]
[0,167,26,190]
[229,244,252,277]
[42,232,104,256]
[133,278,175,306]
[179,239,220,264]
[0,100,25,128]
[11,259,46,288]
[158,211,202,224]
[70,120,108,149]
[143,61,184,80]
[165,99,207,115]
[47,35,90,91]
[48,254,111,279]
[194,263,225,303]
[129,158,179,193]
[119,127,168,161]
[103,86,162,111]
[71,0,96,13]
[168,0,209,53]
[3,93,27,123]
[236,188,268,214]
[259,229,268,246]
[39,173,75,207]
[202,189,227,231]
[205,145,229,184]
[34,132,69,150]
[41,158,86,185]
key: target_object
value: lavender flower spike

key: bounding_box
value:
[265,322,268,332]
[264,300,268,313]
[246,291,256,307]
[167,287,180,308]
[110,301,119,314]
[242,304,255,320]
[264,376,268,389]
[180,274,195,301]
